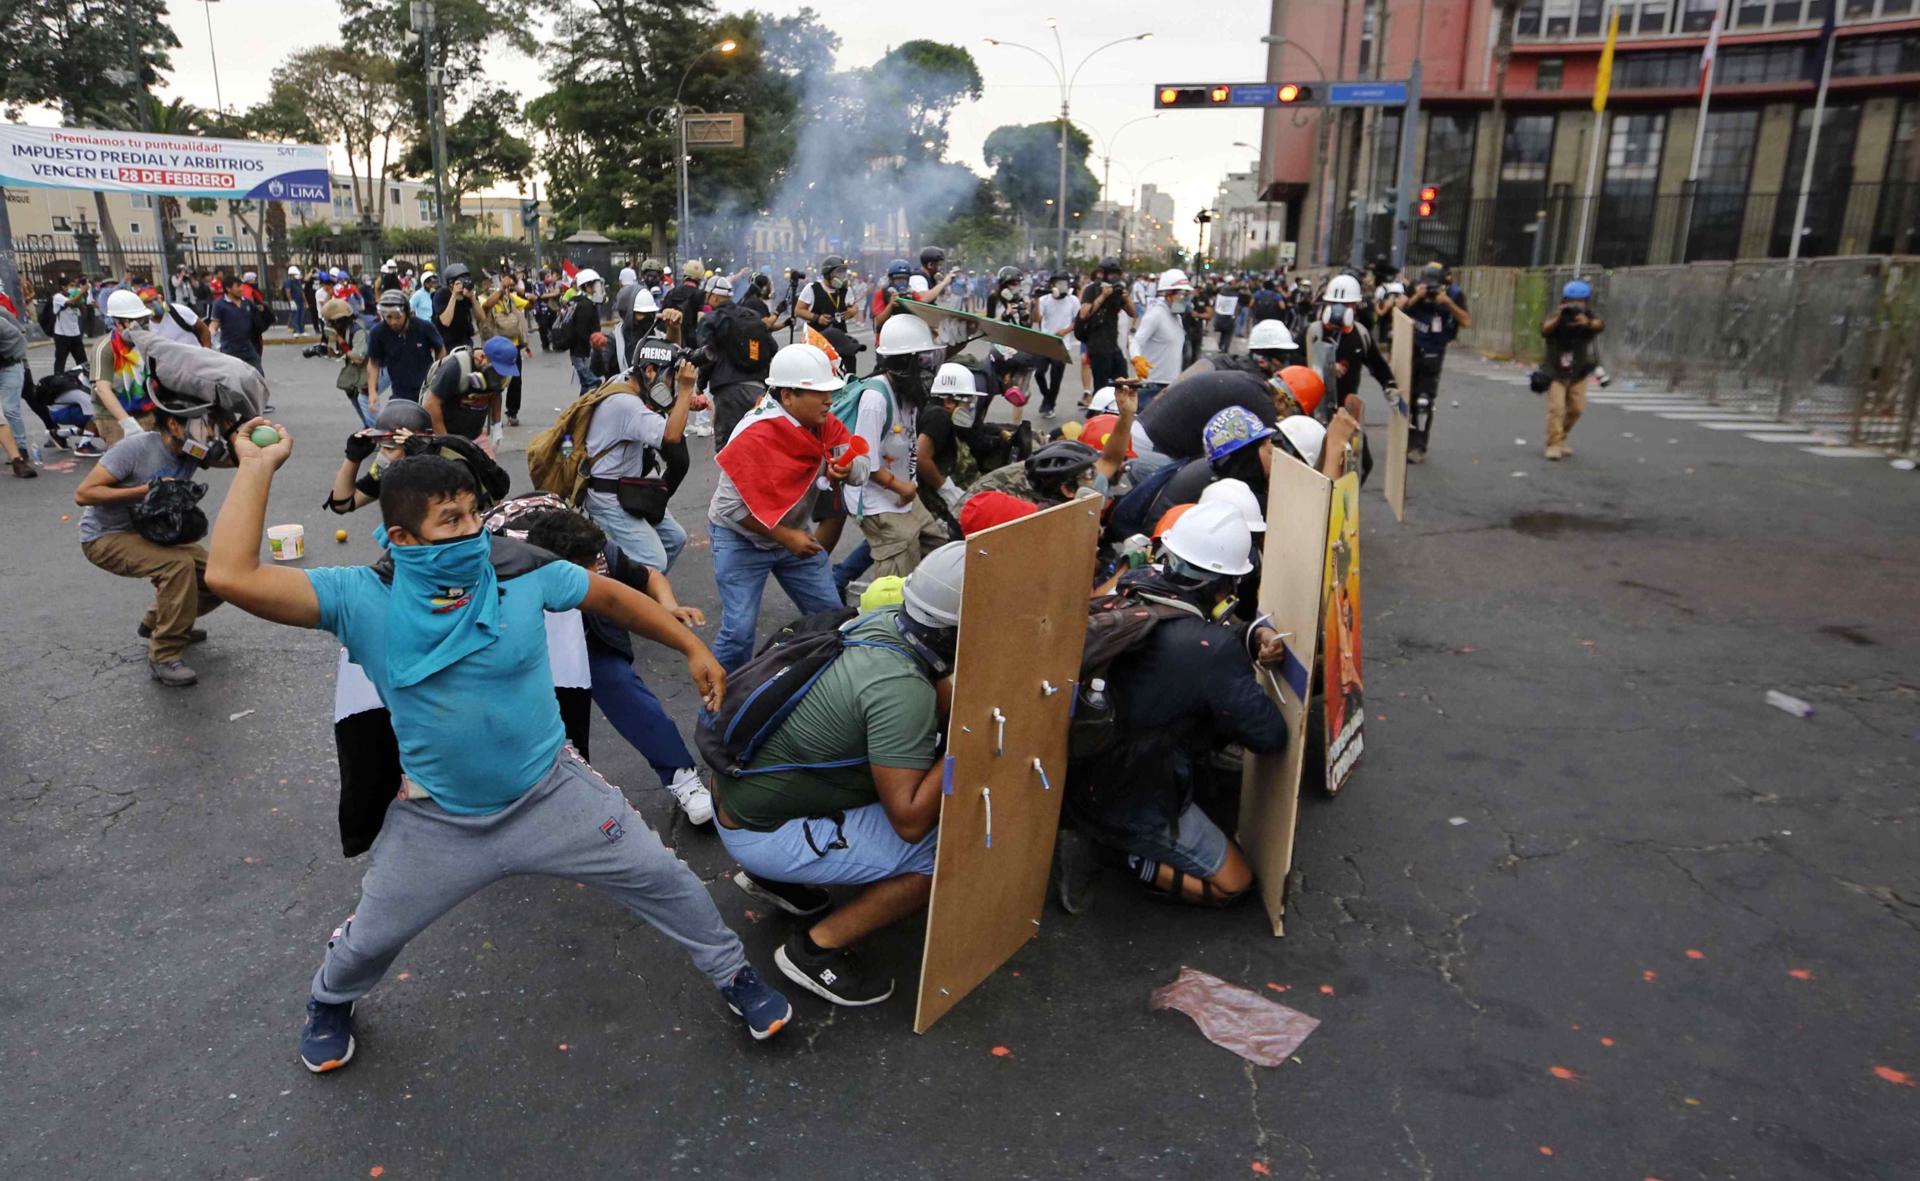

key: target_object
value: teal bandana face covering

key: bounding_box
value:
[381,529,500,687]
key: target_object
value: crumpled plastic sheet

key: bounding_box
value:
[1149,966,1320,1068]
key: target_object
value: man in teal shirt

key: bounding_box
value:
[206,427,793,1073]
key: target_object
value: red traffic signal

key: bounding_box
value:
[1277,83,1303,102]
[1156,86,1210,108]
[1417,184,1439,217]
[1209,85,1231,103]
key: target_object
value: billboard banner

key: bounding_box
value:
[0,124,331,203]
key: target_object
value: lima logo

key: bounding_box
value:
[286,183,327,200]
[267,179,285,198]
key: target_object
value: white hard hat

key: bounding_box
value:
[1248,319,1296,352]
[241,271,258,283]
[931,362,983,398]
[632,288,660,314]
[618,266,637,285]
[1086,386,1118,414]
[875,311,936,356]
[1161,499,1254,577]
[908,274,930,293]
[381,258,398,273]
[287,265,302,278]
[105,289,152,320]
[574,268,602,287]
[1199,477,1267,533]
[902,540,968,628]
[1158,268,1192,292]
[766,342,845,392]
[1386,281,1406,295]
[1324,274,1363,303]
[704,273,732,296]
[1276,415,1327,468]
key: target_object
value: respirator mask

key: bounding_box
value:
[1320,303,1355,330]
[177,418,232,468]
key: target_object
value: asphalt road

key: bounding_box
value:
[2,333,1916,1180]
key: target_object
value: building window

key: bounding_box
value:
[214,224,226,236]
[131,194,151,210]
[1630,0,1671,34]
[128,221,142,235]
[1537,58,1565,90]
[1679,0,1719,31]
[1833,34,1920,78]
[1577,0,1605,35]
[1494,114,1555,264]
[1686,109,1759,260]
[1544,0,1575,36]
[1717,43,1808,83]
[1771,101,1861,256]
[390,186,402,204]
[1415,113,1477,264]
[1842,0,1874,15]
[1737,0,1770,26]
[1517,0,1544,35]
[1595,113,1666,266]
[1615,50,1696,89]
[1501,115,1555,185]
[187,223,199,235]
[1872,98,1917,252]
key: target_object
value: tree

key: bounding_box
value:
[1,0,180,276]
[982,121,1099,225]
[398,85,533,223]
[262,47,410,226]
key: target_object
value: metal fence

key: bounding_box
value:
[1455,256,1920,453]
[1333,183,1917,270]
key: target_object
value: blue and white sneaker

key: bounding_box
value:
[300,997,356,1073]
[720,966,793,1041]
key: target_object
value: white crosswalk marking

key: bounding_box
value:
[1743,433,1830,444]
[1800,446,1883,458]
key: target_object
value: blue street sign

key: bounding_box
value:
[1229,84,1277,106]
[1329,81,1410,106]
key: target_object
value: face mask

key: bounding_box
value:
[952,400,977,429]
[1321,304,1354,330]
[1052,283,1067,296]
[382,529,500,688]
[177,419,230,468]
[634,313,657,336]
[1170,296,1190,314]
[644,380,674,413]
[830,274,847,290]
[892,612,957,678]
[1000,285,1016,298]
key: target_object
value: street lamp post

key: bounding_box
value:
[410,1,453,271]
[201,0,224,114]
[1091,113,1160,265]
[673,39,737,267]
[985,24,1150,271]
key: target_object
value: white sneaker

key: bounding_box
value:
[667,768,714,825]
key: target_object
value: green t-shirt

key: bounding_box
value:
[714,610,941,832]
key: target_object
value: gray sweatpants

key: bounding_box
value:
[311,747,748,1004]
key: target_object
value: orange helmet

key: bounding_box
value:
[1080,413,1137,458]
[1278,365,1326,416]
[1152,502,1194,539]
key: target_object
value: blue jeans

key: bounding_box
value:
[584,494,687,574]
[1096,800,1230,880]
[572,354,597,395]
[0,362,25,450]
[587,638,695,788]
[717,800,939,886]
[287,302,306,335]
[709,523,843,671]
[832,540,873,597]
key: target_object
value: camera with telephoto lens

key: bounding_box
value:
[301,342,330,358]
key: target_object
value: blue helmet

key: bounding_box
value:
[1203,405,1278,466]
[1563,279,1593,300]
[887,258,912,278]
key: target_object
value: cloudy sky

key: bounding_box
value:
[141,0,1270,251]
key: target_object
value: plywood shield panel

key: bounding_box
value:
[1386,308,1413,522]
[913,499,1101,1032]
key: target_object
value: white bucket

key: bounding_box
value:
[267,524,306,561]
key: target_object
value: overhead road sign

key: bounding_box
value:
[1328,82,1409,106]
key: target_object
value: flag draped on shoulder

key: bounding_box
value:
[715,397,853,529]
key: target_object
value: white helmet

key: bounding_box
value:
[903,540,968,628]
[381,258,399,273]
[1086,386,1118,414]
[766,342,845,392]
[1158,268,1192,293]
[931,362,982,399]
[632,288,660,314]
[1248,319,1296,352]
[105,289,152,321]
[1323,274,1363,303]
[618,266,637,285]
[1161,499,1254,577]
[875,311,936,356]
[1386,281,1406,295]
[574,267,602,288]
[703,273,732,297]
[287,265,302,278]
[1199,477,1267,533]
[1276,415,1327,468]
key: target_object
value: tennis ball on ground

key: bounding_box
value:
[250,426,281,447]
[335,529,349,543]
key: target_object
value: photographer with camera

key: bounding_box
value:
[324,400,435,515]
[432,263,480,352]
[1078,257,1138,402]
[796,256,850,334]
[480,275,534,425]
[870,258,915,335]
[582,344,697,575]
[1540,279,1604,462]
[1404,263,1470,463]
[696,274,777,448]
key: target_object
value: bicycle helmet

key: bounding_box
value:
[1023,439,1099,499]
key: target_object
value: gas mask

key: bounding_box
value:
[1051,282,1068,296]
[176,418,232,468]
[1321,303,1355,330]
[892,612,957,679]
[830,272,848,290]
[999,284,1016,300]
[644,378,675,414]
[952,399,978,429]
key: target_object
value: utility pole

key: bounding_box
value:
[411,1,452,272]
[1056,100,1070,269]
[122,0,173,284]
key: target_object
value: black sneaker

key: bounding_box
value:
[733,870,832,919]
[774,932,893,1007]
[1053,828,1103,915]
[299,997,356,1073]
[138,622,208,643]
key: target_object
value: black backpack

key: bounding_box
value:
[711,302,776,374]
[1068,592,1197,760]
[553,299,590,351]
[37,293,57,335]
[248,293,275,335]
[695,611,906,779]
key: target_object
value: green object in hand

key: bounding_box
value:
[250,426,280,447]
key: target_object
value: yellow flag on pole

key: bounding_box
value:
[1593,7,1622,112]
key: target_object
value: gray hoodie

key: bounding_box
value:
[0,308,25,366]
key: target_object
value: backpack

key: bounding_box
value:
[37,294,56,335]
[248,292,274,335]
[418,346,477,402]
[710,301,777,372]
[553,298,592,351]
[525,379,632,504]
[1068,592,1199,761]
[830,375,891,441]
[1251,289,1283,321]
[695,612,909,779]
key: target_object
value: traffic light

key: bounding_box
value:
[1155,83,1317,109]
[1417,184,1439,218]
[1156,86,1211,108]
[1276,83,1313,103]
